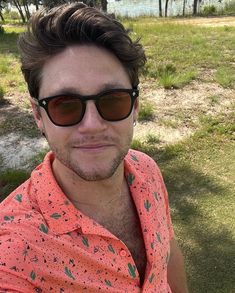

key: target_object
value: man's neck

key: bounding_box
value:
[52,158,126,215]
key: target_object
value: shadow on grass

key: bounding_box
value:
[138,144,235,293]
[0,31,22,55]
[0,102,38,137]
[162,164,234,293]
[0,169,29,202]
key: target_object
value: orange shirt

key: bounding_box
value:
[0,150,174,292]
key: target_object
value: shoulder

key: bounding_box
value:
[0,151,53,219]
[0,176,44,235]
[125,149,162,177]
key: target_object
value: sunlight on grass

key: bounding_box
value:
[215,66,235,88]
[124,19,235,87]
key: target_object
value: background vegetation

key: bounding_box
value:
[0,11,235,293]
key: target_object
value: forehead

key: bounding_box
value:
[39,45,131,98]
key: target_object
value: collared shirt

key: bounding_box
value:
[0,150,174,292]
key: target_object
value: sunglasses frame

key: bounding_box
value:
[34,88,139,127]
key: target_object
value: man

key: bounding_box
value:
[0,3,188,292]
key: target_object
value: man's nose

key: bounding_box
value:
[77,100,107,133]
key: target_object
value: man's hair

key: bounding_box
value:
[18,2,146,99]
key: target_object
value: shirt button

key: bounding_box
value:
[119,249,127,257]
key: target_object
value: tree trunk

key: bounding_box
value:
[165,0,169,17]
[159,0,162,17]
[13,0,26,23]
[193,0,198,15]
[101,0,107,12]
[26,3,30,20]
[183,0,186,16]
[34,0,39,10]
[0,10,4,22]
[23,0,30,20]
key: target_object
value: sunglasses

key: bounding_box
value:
[34,88,139,127]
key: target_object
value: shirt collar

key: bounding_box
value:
[32,150,153,237]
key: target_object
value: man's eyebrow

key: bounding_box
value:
[43,83,130,97]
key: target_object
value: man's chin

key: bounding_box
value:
[70,166,119,181]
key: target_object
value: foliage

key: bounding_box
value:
[223,0,235,15]
[3,9,20,20]
[202,5,217,16]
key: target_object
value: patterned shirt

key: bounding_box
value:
[0,150,174,292]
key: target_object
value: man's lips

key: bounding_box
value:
[72,144,114,151]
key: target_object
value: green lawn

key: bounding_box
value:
[0,19,235,293]
[124,18,235,89]
[0,26,26,96]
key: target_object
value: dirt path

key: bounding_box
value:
[172,16,235,27]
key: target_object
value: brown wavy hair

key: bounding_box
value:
[18,2,146,99]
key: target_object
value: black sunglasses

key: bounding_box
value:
[34,88,139,127]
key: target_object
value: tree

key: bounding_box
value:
[159,0,162,17]
[22,0,30,20]
[12,0,26,22]
[0,0,6,21]
[193,0,198,15]
[34,0,39,10]
[182,0,187,16]
[165,0,169,17]
[43,0,67,9]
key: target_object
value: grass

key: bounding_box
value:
[0,25,39,138]
[208,95,220,106]
[138,100,155,121]
[0,25,26,93]
[0,169,29,202]
[0,86,5,104]
[145,133,161,144]
[215,65,235,88]
[124,19,235,88]
[158,118,179,128]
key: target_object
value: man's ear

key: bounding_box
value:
[30,97,44,132]
[133,97,139,123]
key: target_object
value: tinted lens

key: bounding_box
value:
[98,91,132,121]
[48,96,83,126]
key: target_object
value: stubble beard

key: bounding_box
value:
[48,134,133,181]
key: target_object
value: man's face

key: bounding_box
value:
[33,45,138,181]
